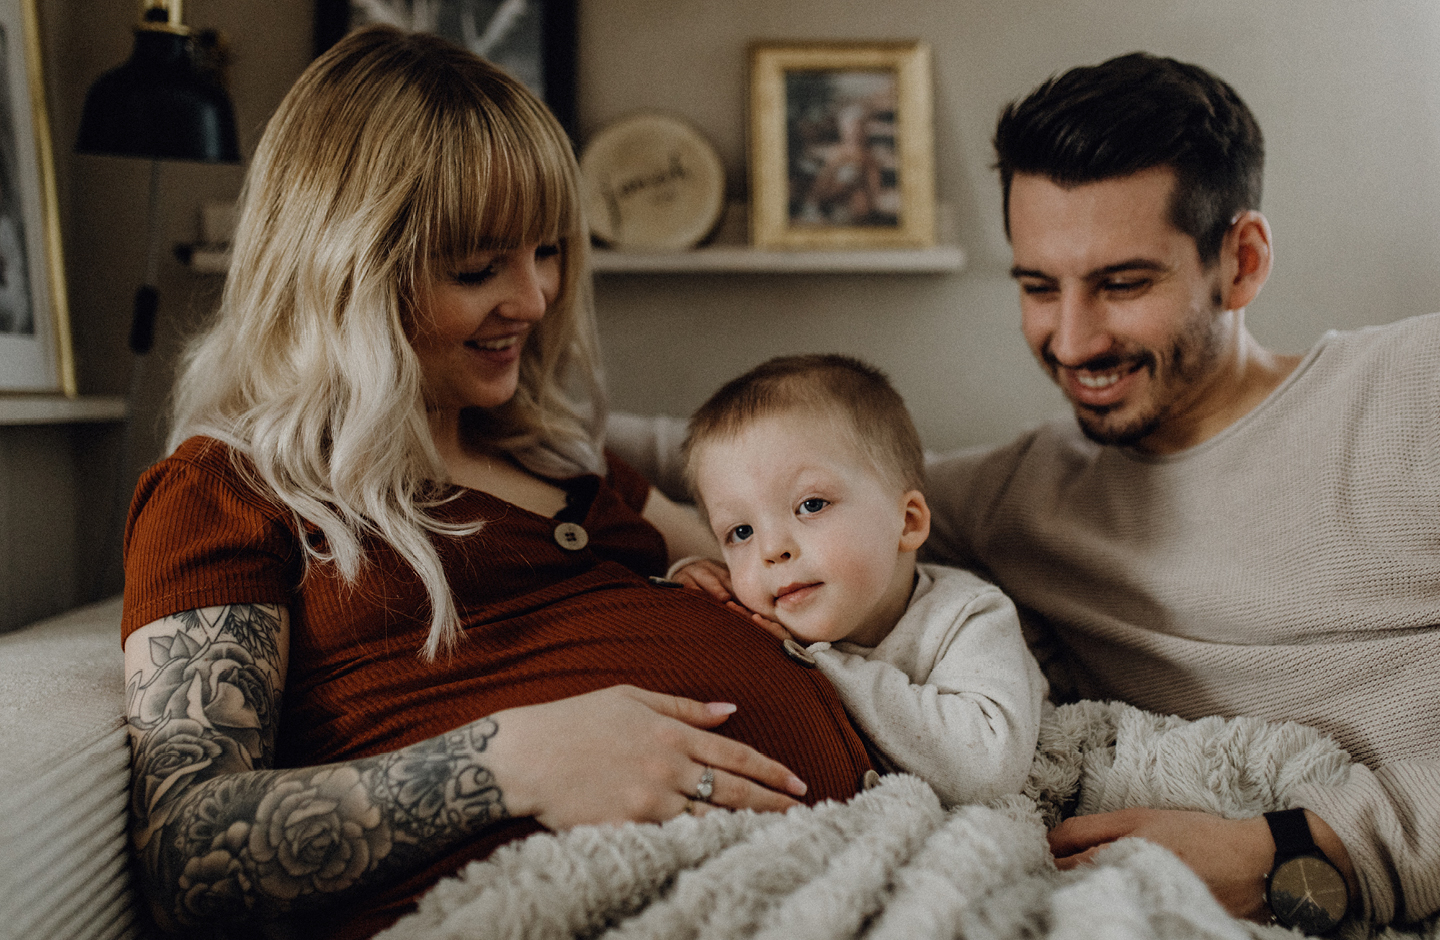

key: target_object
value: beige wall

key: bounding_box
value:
[18,0,1440,620]
[58,0,1440,456]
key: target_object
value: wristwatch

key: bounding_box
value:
[1264,808,1350,934]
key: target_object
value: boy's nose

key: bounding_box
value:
[760,533,795,565]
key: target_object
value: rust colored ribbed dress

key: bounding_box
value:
[123,437,871,938]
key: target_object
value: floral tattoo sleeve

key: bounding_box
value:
[124,604,509,929]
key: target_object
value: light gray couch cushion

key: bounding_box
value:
[0,595,143,940]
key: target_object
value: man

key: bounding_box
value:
[924,52,1440,929]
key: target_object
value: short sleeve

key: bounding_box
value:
[122,438,301,641]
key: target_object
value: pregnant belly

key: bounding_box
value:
[284,561,872,803]
[283,563,873,940]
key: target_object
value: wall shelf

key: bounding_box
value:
[0,395,127,426]
[590,244,965,275]
[181,243,968,277]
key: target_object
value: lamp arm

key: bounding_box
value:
[130,159,163,355]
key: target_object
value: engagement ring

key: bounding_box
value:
[694,766,715,802]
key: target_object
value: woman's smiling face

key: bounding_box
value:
[409,243,560,415]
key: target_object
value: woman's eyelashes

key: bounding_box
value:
[452,244,561,285]
[455,263,497,285]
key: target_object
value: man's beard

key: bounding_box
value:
[1050,298,1226,448]
[1073,370,1164,447]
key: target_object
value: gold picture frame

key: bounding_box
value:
[0,0,71,394]
[749,41,935,250]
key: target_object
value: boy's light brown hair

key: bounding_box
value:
[683,354,925,502]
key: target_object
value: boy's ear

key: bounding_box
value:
[899,490,930,553]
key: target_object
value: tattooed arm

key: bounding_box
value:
[124,603,510,929]
[124,603,807,932]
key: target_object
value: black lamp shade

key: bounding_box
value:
[76,28,239,163]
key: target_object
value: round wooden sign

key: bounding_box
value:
[580,113,726,251]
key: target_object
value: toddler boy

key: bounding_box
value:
[674,354,1047,806]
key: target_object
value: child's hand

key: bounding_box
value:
[670,558,735,602]
[670,559,793,641]
[725,601,793,642]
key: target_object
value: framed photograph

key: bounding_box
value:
[0,0,71,394]
[314,0,578,139]
[749,41,935,250]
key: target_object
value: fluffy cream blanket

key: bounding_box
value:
[379,701,1437,940]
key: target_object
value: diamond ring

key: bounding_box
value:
[694,766,715,802]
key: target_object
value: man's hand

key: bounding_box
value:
[1048,808,1276,921]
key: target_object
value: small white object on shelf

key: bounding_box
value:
[183,245,232,275]
[581,113,727,251]
[0,395,127,426]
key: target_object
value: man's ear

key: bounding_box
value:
[1219,210,1273,312]
[899,491,930,553]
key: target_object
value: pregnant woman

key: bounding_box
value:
[121,26,870,939]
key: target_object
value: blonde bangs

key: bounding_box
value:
[418,88,578,277]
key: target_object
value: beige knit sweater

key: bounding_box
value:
[924,311,1440,925]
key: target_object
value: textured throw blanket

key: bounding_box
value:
[379,701,1439,940]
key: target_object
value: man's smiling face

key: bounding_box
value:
[1008,166,1232,451]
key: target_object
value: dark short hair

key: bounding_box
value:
[994,52,1263,264]
[683,354,925,499]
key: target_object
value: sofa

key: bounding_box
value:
[0,595,143,940]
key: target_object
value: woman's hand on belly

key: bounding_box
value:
[485,684,810,829]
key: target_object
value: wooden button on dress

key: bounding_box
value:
[553,522,589,551]
[782,637,817,667]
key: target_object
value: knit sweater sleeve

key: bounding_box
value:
[1294,760,1440,923]
[922,429,1050,576]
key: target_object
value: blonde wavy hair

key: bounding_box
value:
[170,25,606,657]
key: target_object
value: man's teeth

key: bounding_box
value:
[1076,371,1122,389]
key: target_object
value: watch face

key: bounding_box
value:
[1268,855,1349,934]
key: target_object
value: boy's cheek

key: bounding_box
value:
[728,569,772,617]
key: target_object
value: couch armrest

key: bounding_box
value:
[0,596,147,940]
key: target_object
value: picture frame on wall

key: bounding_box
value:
[749,41,936,250]
[0,0,71,394]
[314,0,578,140]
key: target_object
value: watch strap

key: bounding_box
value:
[1265,808,1317,860]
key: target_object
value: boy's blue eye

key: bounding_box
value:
[730,524,753,543]
[798,498,828,515]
